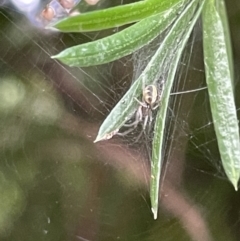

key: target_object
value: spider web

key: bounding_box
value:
[1,1,240,241]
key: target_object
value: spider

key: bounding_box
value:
[118,84,160,138]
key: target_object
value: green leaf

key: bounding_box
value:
[151,0,205,220]
[94,0,198,143]
[52,1,186,67]
[215,0,234,87]
[202,0,240,190]
[50,0,184,32]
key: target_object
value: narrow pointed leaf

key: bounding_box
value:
[52,1,186,67]
[215,0,234,87]
[51,0,184,32]
[94,0,197,143]
[202,0,240,190]
[151,0,205,220]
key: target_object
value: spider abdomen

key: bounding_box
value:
[143,85,158,106]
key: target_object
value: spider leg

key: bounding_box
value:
[149,110,154,131]
[117,126,138,136]
[123,120,139,127]
[134,97,147,108]
[152,103,160,110]
[145,110,153,137]
[133,115,148,142]
[123,105,142,127]
[149,109,153,124]
[134,129,144,143]
[142,114,149,131]
[117,106,142,136]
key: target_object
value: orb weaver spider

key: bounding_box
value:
[118,84,162,138]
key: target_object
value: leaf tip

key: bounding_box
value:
[226,172,239,191]
[93,136,101,143]
[45,25,59,32]
[151,207,158,220]
[227,174,239,191]
[51,53,62,60]
[233,180,239,191]
[94,129,119,143]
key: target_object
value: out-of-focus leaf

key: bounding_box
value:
[151,0,205,220]
[202,0,240,190]
[52,1,186,67]
[50,0,184,32]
